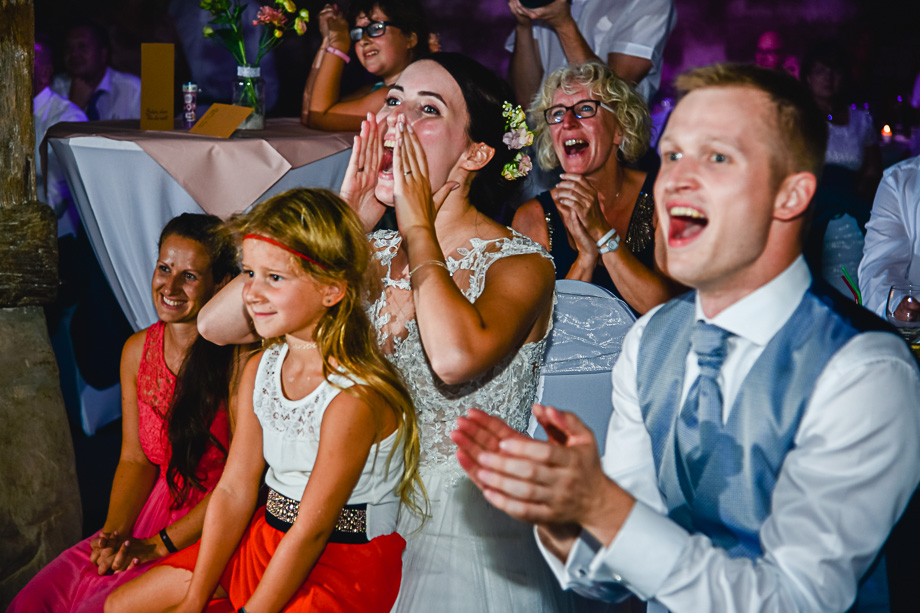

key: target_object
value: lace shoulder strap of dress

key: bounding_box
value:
[252,345,283,413]
[141,320,165,362]
[458,230,552,302]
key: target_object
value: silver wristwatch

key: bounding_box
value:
[596,228,620,255]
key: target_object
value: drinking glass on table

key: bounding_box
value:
[887,284,920,359]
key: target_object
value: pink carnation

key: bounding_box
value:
[255,6,287,27]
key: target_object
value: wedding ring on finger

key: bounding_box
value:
[404,170,412,176]
[357,167,365,172]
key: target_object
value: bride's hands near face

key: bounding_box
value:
[341,113,385,231]
[393,115,457,236]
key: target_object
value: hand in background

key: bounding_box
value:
[509,0,574,30]
[318,4,349,49]
[508,0,535,27]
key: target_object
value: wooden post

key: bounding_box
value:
[0,0,82,606]
[0,0,57,305]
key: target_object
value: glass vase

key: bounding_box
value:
[232,65,265,130]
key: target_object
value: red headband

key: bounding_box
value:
[243,234,328,270]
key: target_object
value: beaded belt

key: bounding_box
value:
[265,488,369,544]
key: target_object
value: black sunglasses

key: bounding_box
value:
[349,21,401,42]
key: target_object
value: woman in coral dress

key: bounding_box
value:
[8,213,239,613]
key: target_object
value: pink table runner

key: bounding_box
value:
[47,119,354,217]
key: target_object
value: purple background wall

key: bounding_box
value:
[34,0,920,124]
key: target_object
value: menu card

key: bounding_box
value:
[140,43,174,131]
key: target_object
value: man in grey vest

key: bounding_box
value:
[454,63,920,612]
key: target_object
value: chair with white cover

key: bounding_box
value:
[530,280,637,451]
[530,280,638,613]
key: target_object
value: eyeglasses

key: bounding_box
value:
[543,100,614,124]
[349,21,401,42]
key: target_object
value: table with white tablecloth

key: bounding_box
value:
[48,118,354,331]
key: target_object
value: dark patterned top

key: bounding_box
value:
[537,167,657,312]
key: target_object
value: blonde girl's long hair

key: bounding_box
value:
[233,188,427,518]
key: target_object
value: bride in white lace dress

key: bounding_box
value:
[342,53,573,612]
[197,53,573,612]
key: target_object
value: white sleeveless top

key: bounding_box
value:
[253,343,403,538]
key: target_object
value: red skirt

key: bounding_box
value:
[160,506,405,613]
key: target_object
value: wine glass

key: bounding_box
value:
[887,284,920,359]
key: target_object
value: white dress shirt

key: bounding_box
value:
[505,0,677,102]
[858,155,920,316]
[51,66,141,120]
[540,257,920,612]
[33,86,87,230]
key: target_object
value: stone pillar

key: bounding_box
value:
[0,0,82,607]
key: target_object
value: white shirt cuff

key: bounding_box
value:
[586,500,690,600]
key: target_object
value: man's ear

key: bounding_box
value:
[322,280,347,308]
[407,32,418,52]
[459,142,495,172]
[773,171,817,221]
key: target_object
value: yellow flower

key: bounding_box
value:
[294,17,308,35]
[202,26,214,37]
[274,28,284,38]
[280,0,296,13]
[299,9,309,21]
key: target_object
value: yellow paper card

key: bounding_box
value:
[141,43,174,131]
[189,104,254,138]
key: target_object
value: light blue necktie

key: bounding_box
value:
[675,321,732,498]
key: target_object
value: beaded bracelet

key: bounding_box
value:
[409,259,448,280]
[325,46,350,63]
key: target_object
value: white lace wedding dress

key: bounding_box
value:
[369,230,574,613]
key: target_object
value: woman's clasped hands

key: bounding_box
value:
[89,531,161,575]
[551,172,611,264]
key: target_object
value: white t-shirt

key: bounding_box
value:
[506,0,677,101]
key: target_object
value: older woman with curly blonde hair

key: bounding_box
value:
[512,62,679,314]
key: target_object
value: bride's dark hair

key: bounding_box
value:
[427,52,521,218]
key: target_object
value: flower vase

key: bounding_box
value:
[233,65,265,130]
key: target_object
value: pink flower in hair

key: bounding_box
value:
[503,125,533,150]
[518,154,532,176]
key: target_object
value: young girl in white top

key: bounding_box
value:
[106,188,424,613]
